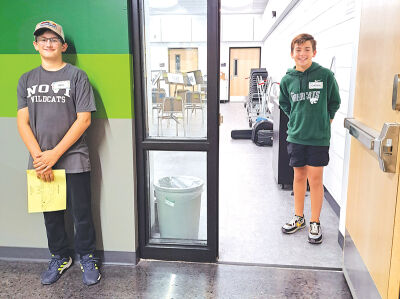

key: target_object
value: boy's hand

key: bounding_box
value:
[36,167,54,182]
[330,119,333,124]
[33,150,61,173]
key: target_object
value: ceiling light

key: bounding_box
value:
[149,0,178,9]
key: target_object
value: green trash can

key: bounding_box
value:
[154,176,204,239]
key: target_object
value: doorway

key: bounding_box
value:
[132,0,220,262]
[218,100,343,268]
[168,48,199,96]
[219,46,342,269]
[229,47,261,102]
[343,0,400,297]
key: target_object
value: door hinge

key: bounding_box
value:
[219,114,224,125]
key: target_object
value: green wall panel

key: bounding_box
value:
[0,0,130,54]
[0,54,133,119]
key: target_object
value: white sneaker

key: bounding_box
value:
[282,215,306,234]
[308,222,322,244]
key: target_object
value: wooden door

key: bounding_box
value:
[345,1,400,298]
[168,48,199,96]
[229,48,260,97]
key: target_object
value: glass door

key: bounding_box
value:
[131,0,220,262]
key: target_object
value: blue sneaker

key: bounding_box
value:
[80,254,101,286]
[41,255,72,285]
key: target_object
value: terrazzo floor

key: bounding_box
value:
[0,259,351,298]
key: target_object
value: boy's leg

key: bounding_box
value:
[293,166,307,217]
[306,145,329,222]
[42,211,72,285]
[67,171,100,285]
[306,166,324,222]
[305,145,328,244]
[282,167,307,233]
[43,210,69,257]
[66,172,96,256]
[282,143,307,234]
[287,142,308,217]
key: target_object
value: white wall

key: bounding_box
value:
[339,0,361,235]
[259,0,292,38]
[222,14,261,42]
[220,15,264,100]
[149,15,207,43]
[261,0,360,234]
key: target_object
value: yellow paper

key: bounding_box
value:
[27,170,67,213]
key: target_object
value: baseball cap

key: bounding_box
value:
[34,20,65,43]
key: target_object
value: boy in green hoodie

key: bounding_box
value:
[279,33,341,244]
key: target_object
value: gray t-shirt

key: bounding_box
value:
[17,63,96,173]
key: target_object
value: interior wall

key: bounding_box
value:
[0,0,136,256]
[261,0,359,222]
[220,15,263,101]
[339,0,361,236]
[259,0,292,31]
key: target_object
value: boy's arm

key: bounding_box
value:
[278,80,291,117]
[327,72,341,121]
[17,108,54,182]
[16,77,42,157]
[17,108,42,160]
[33,112,91,173]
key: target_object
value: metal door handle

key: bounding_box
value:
[344,118,400,173]
[393,74,400,110]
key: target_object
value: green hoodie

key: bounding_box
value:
[279,62,341,146]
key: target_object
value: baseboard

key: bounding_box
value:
[343,230,380,299]
[0,246,50,261]
[337,230,344,250]
[323,187,343,249]
[0,246,138,265]
[96,250,138,265]
[324,186,340,218]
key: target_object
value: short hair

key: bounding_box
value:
[291,33,316,53]
[34,28,65,44]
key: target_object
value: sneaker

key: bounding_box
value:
[80,254,101,286]
[308,221,323,244]
[282,215,306,234]
[41,255,72,285]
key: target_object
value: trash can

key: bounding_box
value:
[154,176,204,239]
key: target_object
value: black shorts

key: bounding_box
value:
[287,142,329,167]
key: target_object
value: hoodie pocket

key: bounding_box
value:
[288,110,329,141]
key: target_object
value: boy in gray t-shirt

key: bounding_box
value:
[17,20,101,286]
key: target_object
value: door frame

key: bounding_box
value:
[342,0,400,297]
[131,0,220,262]
[227,47,261,101]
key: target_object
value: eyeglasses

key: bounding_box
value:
[37,37,61,45]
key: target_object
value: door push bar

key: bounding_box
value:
[344,118,400,173]
[392,74,400,111]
